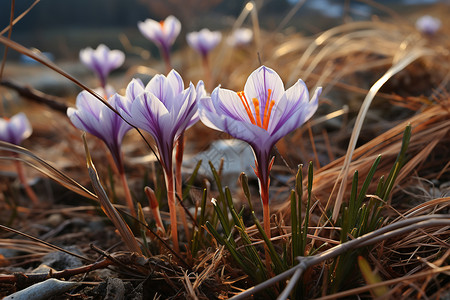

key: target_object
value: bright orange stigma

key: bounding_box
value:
[237,91,256,125]
[159,21,165,28]
[237,89,275,131]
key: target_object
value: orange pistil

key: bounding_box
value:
[159,21,165,27]
[252,98,262,127]
[262,90,276,130]
[237,89,276,131]
[237,91,257,125]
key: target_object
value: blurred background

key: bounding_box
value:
[0,0,447,61]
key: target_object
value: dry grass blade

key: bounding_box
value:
[330,47,431,222]
[231,215,450,300]
[0,141,97,200]
[82,133,142,255]
[0,224,92,262]
[402,197,450,218]
[0,35,113,113]
[0,0,40,36]
[0,239,57,255]
[286,102,450,212]
[313,265,450,300]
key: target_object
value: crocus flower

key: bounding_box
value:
[0,113,32,145]
[120,70,197,251]
[415,15,441,35]
[68,91,137,216]
[67,91,132,172]
[227,28,253,47]
[186,28,222,58]
[0,113,38,204]
[138,15,181,72]
[199,65,321,238]
[80,44,125,89]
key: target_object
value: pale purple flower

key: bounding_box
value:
[0,113,32,145]
[67,91,132,170]
[119,70,197,172]
[416,15,441,35]
[190,80,206,126]
[138,15,181,56]
[80,44,125,88]
[227,28,253,47]
[120,70,197,251]
[198,66,321,236]
[199,66,321,173]
[187,29,222,57]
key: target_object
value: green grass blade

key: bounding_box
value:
[252,212,287,274]
[209,161,229,228]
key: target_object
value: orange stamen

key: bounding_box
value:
[238,89,276,131]
[262,89,275,130]
[252,98,262,127]
[159,21,165,27]
[237,91,256,125]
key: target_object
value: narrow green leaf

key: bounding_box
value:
[381,124,411,200]
[182,159,203,199]
[290,190,299,261]
[240,172,253,212]
[209,161,229,227]
[348,170,359,229]
[356,155,381,207]
[303,162,314,252]
[295,164,303,257]
[252,212,287,274]
[211,198,232,241]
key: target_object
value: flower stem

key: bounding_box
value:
[165,169,179,253]
[176,134,190,240]
[14,157,39,206]
[160,46,172,75]
[201,54,211,90]
[119,170,136,218]
[261,182,272,272]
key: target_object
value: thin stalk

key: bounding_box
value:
[119,171,136,218]
[164,169,179,253]
[13,155,39,205]
[201,54,211,90]
[160,46,171,75]
[175,134,189,241]
[261,181,272,272]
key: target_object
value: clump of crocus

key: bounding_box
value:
[198,65,321,241]
[80,44,125,91]
[67,91,136,216]
[187,29,222,87]
[0,113,38,205]
[227,28,253,47]
[138,15,181,73]
[415,15,441,35]
[120,70,198,252]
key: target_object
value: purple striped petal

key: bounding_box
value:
[122,70,197,171]
[80,44,125,87]
[187,28,222,57]
[138,15,181,51]
[67,91,132,169]
[198,65,321,185]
